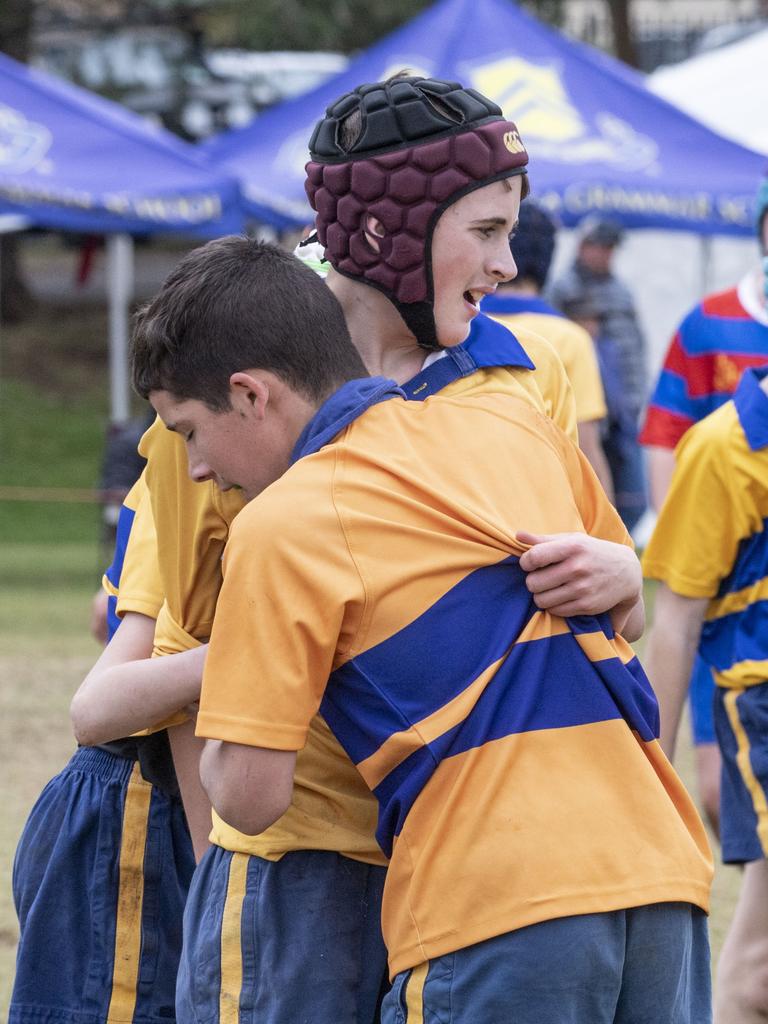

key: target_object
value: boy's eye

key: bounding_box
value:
[185,430,194,442]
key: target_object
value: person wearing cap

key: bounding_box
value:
[640,177,768,839]
[641,180,768,1022]
[480,201,613,498]
[70,75,652,1022]
[547,215,649,533]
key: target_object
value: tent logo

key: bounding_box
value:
[469,57,657,171]
[0,103,52,173]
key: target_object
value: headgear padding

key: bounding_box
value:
[305,76,529,350]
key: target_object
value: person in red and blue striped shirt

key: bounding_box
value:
[640,175,768,836]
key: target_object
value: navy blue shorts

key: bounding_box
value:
[383,903,711,1024]
[11,746,195,1024]
[177,845,388,1023]
[715,682,768,864]
[688,654,717,746]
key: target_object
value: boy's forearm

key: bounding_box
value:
[647,446,677,513]
[71,642,206,747]
[167,720,211,861]
[643,584,708,759]
[610,592,645,642]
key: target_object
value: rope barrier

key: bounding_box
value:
[0,486,123,504]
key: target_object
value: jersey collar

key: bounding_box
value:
[734,367,768,451]
[291,376,404,463]
[481,292,564,320]
[462,312,536,370]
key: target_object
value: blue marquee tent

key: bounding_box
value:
[202,0,766,236]
[0,51,244,236]
[0,51,249,423]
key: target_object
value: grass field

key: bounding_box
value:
[0,541,103,1013]
[0,241,744,1013]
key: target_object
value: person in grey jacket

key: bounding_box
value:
[547,216,648,532]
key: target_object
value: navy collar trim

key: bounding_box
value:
[734,367,768,451]
[481,292,564,320]
[462,312,535,370]
[400,313,535,402]
[291,376,403,463]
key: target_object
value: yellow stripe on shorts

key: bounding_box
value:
[404,961,429,1023]
[724,689,768,856]
[219,852,249,1024]
[106,763,152,1023]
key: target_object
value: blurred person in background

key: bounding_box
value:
[638,175,768,837]
[547,216,649,533]
[482,201,613,499]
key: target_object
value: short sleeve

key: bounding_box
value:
[642,414,745,597]
[196,470,366,751]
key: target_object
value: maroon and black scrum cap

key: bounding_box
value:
[305,75,529,350]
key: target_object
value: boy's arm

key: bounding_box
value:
[70,620,206,746]
[642,410,745,755]
[199,740,297,836]
[647,445,676,513]
[195,493,363,834]
[642,584,708,758]
[167,720,212,861]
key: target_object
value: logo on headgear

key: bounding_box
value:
[503,129,526,155]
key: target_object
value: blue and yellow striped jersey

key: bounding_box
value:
[104,474,163,635]
[199,384,712,976]
[643,367,768,690]
[123,319,578,865]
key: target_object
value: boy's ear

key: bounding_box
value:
[229,371,269,418]
[363,214,386,253]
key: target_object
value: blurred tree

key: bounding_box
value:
[606,0,637,67]
[0,0,35,323]
[522,0,565,28]
[202,0,429,53]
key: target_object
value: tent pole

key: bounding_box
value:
[107,233,134,425]
[699,234,712,298]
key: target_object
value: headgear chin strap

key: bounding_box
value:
[305,76,529,350]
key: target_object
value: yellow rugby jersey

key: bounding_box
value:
[483,293,606,423]
[139,417,242,656]
[199,380,712,977]
[643,367,768,690]
[105,474,163,627]
[128,319,576,864]
[133,417,385,863]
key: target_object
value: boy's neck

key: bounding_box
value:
[328,271,427,384]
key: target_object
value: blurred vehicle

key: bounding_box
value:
[33,27,347,139]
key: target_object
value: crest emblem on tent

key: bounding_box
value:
[0,103,52,173]
[469,57,658,171]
